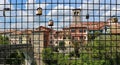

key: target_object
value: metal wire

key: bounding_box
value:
[0,0,119,65]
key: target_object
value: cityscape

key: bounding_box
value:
[0,0,120,65]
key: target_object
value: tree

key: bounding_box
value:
[42,35,120,65]
[88,31,101,40]
[42,48,69,65]
[0,35,9,45]
[59,41,66,51]
[0,35,25,64]
[6,50,25,64]
[71,40,82,57]
[80,35,120,65]
[42,48,57,65]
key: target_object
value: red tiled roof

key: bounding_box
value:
[33,29,44,32]
[36,26,57,33]
[70,22,107,30]
[0,29,16,34]
[11,30,22,35]
[55,31,63,35]
[36,26,51,31]
[20,29,32,35]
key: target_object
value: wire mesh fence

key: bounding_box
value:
[0,0,119,65]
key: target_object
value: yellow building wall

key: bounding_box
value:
[22,36,27,44]
[31,32,44,65]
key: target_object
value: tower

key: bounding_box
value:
[72,9,81,23]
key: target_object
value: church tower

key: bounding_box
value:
[72,9,81,23]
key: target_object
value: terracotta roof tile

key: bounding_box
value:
[11,31,22,35]
[21,30,32,35]
[70,22,106,30]
[36,26,51,31]
[0,29,16,34]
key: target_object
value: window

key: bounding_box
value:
[71,29,75,32]
[50,40,52,43]
[72,37,74,39]
[29,38,31,43]
[74,37,78,40]
[74,12,76,15]
[44,40,47,44]
[80,36,86,39]
[60,36,62,39]
[80,36,83,39]
[56,41,58,44]
[74,12,79,15]
[89,30,93,33]
[84,36,86,39]
[79,29,86,33]
[84,30,86,32]
[77,12,79,15]
[79,29,83,32]
[63,36,66,39]
[50,36,52,39]
[54,35,57,39]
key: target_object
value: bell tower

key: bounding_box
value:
[72,9,81,23]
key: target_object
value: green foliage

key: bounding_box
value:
[42,48,70,65]
[69,59,82,65]
[43,35,120,65]
[59,41,66,50]
[53,46,59,52]
[88,33,92,40]
[42,48,57,65]
[6,50,25,64]
[72,40,81,57]
[88,31,101,40]
[81,35,120,65]
[57,54,69,65]
[0,35,24,64]
[69,51,75,57]
[0,35,9,45]
[68,35,71,39]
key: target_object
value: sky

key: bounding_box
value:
[0,0,119,30]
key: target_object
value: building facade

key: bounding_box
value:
[21,30,32,44]
[10,30,22,44]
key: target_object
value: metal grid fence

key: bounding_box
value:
[0,0,119,65]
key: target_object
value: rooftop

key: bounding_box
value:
[70,22,106,30]
[72,8,82,11]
